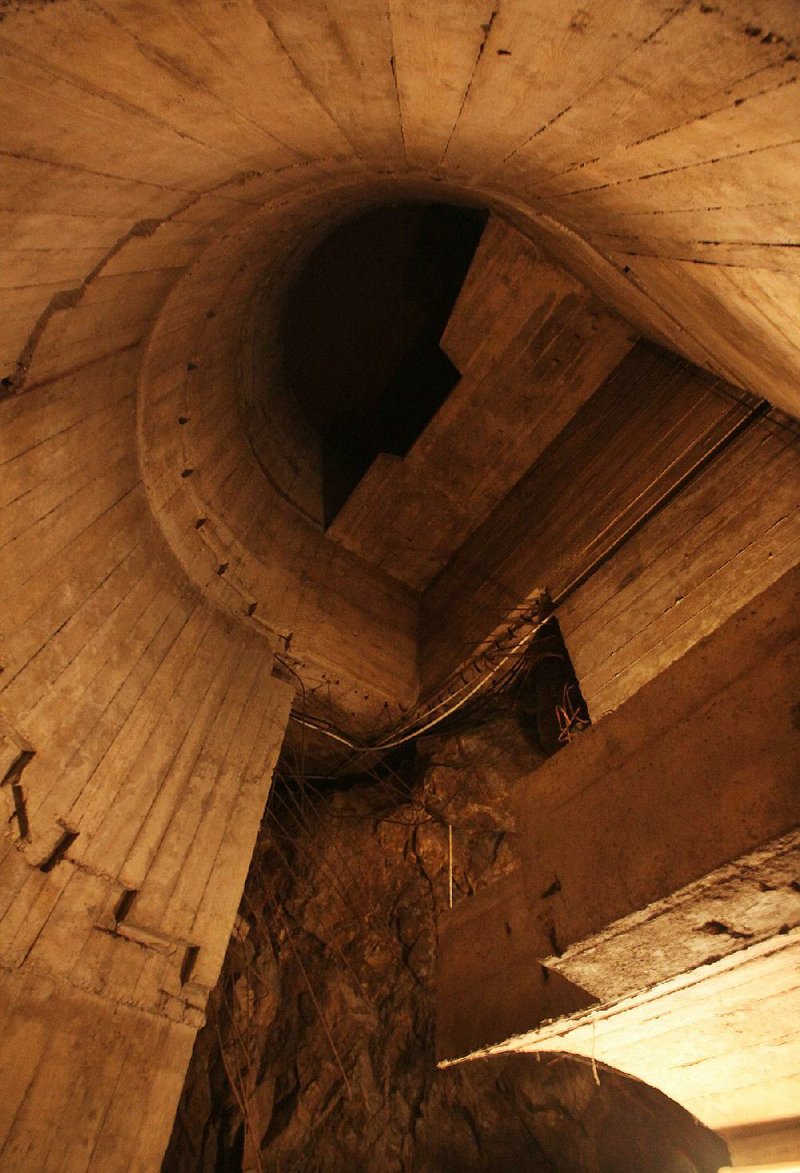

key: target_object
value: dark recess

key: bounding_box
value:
[281,202,489,524]
[427,615,592,757]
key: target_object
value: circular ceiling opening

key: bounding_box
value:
[281,202,489,524]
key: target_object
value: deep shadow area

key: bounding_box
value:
[418,615,592,758]
[163,718,729,1173]
[281,203,488,523]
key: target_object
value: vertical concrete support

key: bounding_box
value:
[436,565,800,1140]
[0,337,293,1168]
[0,586,291,1170]
[0,971,197,1172]
[514,563,800,991]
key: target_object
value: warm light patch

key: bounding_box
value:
[718,1163,800,1172]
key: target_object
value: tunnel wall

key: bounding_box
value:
[137,174,442,729]
[420,345,800,691]
[0,360,292,1168]
[0,1,799,1167]
[2,0,799,417]
[559,409,800,717]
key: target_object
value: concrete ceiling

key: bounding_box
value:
[1,0,798,413]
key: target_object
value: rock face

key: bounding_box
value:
[164,720,728,1173]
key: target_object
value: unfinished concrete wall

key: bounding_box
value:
[421,343,770,689]
[560,410,800,717]
[1,1,799,413]
[515,564,800,981]
[0,340,292,1167]
[137,174,428,728]
[437,564,800,1142]
[1,0,799,1167]
[1,3,798,718]
[328,214,636,590]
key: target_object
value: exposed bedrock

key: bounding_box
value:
[165,721,727,1173]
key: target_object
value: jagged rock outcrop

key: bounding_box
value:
[164,720,727,1173]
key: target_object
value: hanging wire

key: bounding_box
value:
[277,589,554,768]
[206,367,774,1162]
[207,613,591,1163]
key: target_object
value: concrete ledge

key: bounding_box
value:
[547,827,800,1003]
[515,562,800,981]
[435,869,594,1063]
